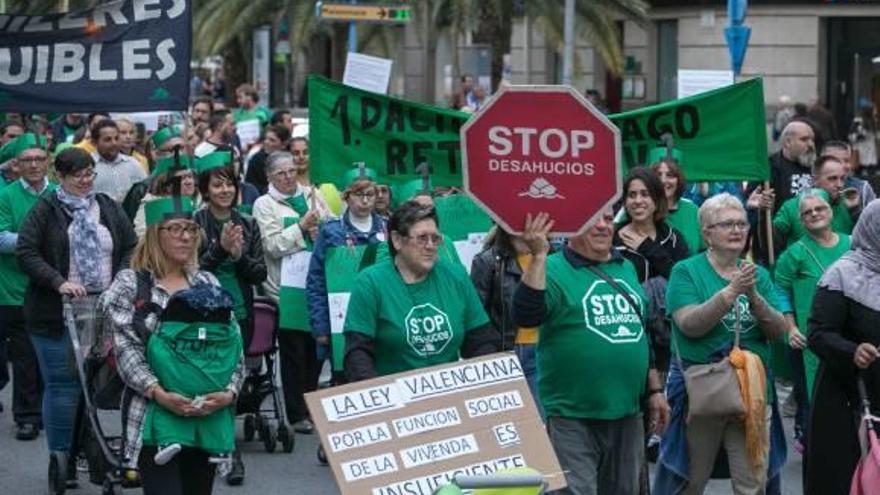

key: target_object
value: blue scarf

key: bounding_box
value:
[56,188,103,291]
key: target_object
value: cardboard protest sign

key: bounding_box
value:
[305,353,566,495]
[610,77,769,181]
[308,75,470,189]
[0,0,191,113]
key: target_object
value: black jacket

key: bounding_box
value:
[16,192,137,337]
[244,149,270,195]
[611,221,689,284]
[193,208,267,320]
[470,244,523,350]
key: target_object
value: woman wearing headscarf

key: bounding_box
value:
[16,147,136,480]
[806,200,880,495]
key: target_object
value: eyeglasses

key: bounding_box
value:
[800,204,830,218]
[159,223,200,238]
[271,169,296,179]
[708,220,749,232]
[405,234,444,247]
[352,191,376,200]
[17,156,48,165]
[68,170,97,181]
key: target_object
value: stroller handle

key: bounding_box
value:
[858,373,872,411]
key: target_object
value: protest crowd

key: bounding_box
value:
[3,10,880,493]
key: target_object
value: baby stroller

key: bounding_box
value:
[52,295,137,495]
[235,296,294,453]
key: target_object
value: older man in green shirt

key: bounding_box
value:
[0,134,56,440]
[513,209,669,495]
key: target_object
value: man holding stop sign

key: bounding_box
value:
[463,86,669,495]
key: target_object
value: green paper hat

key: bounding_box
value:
[342,162,377,189]
[648,146,682,165]
[194,151,233,175]
[152,153,193,177]
[7,133,47,160]
[144,196,194,226]
[150,125,183,149]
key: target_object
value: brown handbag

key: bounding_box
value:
[681,302,746,422]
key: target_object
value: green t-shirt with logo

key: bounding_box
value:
[538,253,649,420]
[667,253,783,369]
[343,259,489,376]
[0,180,56,305]
[773,195,856,246]
[774,233,850,398]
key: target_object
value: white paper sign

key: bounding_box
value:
[341,452,399,482]
[343,52,393,94]
[281,250,312,289]
[329,292,352,334]
[453,233,487,275]
[677,69,734,98]
[236,118,261,148]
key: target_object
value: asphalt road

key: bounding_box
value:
[0,381,804,494]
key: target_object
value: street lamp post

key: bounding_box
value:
[562,0,574,86]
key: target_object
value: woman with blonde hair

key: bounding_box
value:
[104,196,244,494]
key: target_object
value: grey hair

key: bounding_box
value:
[798,190,831,210]
[266,151,295,175]
[780,121,811,144]
[699,193,746,231]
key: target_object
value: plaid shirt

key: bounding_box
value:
[102,268,245,466]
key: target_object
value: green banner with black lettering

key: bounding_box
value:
[308,75,469,189]
[309,75,769,186]
[609,78,769,181]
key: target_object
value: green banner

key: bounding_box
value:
[309,75,769,187]
[610,78,769,181]
[309,75,469,189]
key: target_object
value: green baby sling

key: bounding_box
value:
[142,285,242,454]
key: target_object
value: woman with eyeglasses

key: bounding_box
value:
[773,189,850,452]
[654,193,788,495]
[253,150,332,435]
[306,167,387,383]
[103,196,244,494]
[16,147,136,486]
[343,200,500,382]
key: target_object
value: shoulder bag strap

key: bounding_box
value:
[798,240,827,273]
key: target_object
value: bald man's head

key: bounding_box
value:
[781,121,816,168]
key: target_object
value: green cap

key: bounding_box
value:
[648,146,682,165]
[342,162,377,189]
[150,125,183,149]
[6,133,47,160]
[144,196,195,226]
[194,151,233,175]
[0,141,14,165]
[152,153,193,177]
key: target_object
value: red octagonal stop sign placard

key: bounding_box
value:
[461,85,622,236]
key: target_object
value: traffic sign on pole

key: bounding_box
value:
[316,2,412,23]
[461,86,622,236]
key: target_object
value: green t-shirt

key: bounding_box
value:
[343,259,489,376]
[232,107,272,126]
[538,253,649,420]
[667,253,783,369]
[773,195,856,246]
[0,180,57,305]
[666,198,703,255]
[774,233,850,398]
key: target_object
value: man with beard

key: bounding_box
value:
[748,120,817,264]
[90,120,146,203]
[195,111,237,158]
[822,140,876,210]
